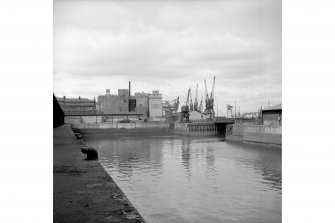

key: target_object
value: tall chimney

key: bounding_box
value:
[129,81,131,96]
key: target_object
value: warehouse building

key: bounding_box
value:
[261,104,282,126]
[56,96,96,116]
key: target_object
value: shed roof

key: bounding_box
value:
[262,104,282,111]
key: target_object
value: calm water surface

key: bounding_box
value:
[84,134,281,223]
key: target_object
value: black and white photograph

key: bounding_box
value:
[4,0,335,223]
[53,0,281,222]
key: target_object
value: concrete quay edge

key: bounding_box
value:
[54,124,145,223]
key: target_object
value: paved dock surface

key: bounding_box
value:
[54,124,145,223]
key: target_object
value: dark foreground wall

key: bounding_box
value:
[53,94,65,128]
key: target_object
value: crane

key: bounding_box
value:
[163,97,179,122]
[204,79,209,115]
[203,76,216,120]
[180,88,191,122]
[210,76,216,100]
[194,83,199,111]
[189,88,194,111]
[199,97,203,113]
[204,79,208,101]
[186,88,190,106]
[163,97,179,113]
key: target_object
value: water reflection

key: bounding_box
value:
[180,137,192,180]
[84,134,281,223]
[230,142,282,191]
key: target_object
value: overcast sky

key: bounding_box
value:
[54,0,281,114]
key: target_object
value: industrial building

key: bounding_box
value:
[56,96,96,116]
[168,110,209,123]
[97,89,130,114]
[133,92,149,117]
[261,104,282,125]
[97,82,163,120]
[189,110,209,122]
[148,90,163,120]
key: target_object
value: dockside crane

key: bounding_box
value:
[163,97,179,113]
[181,88,191,122]
[194,83,199,111]
[203,76,216,120]
[163,97,179,122]
[199,97,203,113]
[189,88,194,111]
[204,79,208,102]
[211,76,216,102]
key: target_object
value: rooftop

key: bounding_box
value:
[262,104,282,111]
[56,97,96,102]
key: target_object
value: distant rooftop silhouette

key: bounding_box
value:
[263,104,282,111]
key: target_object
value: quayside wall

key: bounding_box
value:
[71,122,169,129]
[71,122,170,134]
[226,123,282,146]
[174,122,218,136]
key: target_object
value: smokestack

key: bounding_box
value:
[129,81,131,96]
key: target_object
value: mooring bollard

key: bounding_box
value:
[74,132,82,139]
[81,147,98,160]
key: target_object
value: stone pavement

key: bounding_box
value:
[53,124,145,223]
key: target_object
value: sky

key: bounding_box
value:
[54,0,281,115]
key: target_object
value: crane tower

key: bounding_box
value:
[180,88,191,122]
[194,83,199,111]
[163,97,179,122]
[189,88,194,111]
[203,76,216,120]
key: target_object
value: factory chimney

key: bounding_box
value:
[129,81,131,96]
